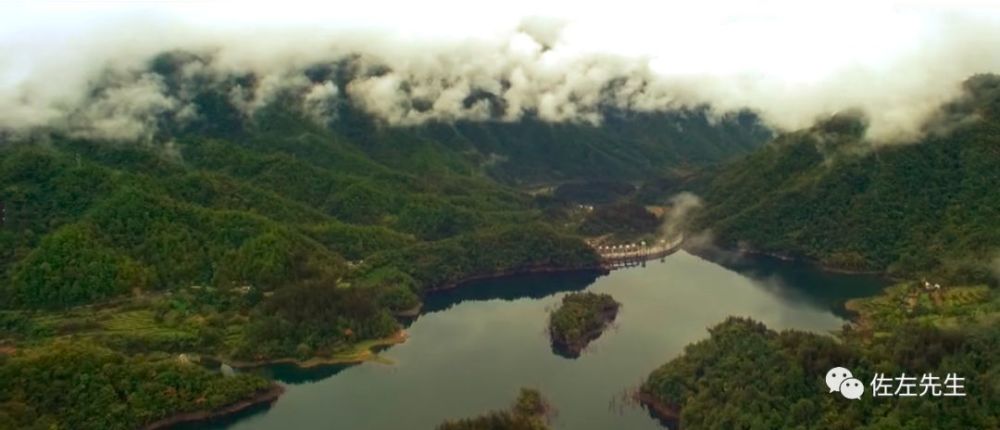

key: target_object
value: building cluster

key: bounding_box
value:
[921,280,942,291]
[594,235,684,261]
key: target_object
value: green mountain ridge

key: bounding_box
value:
[692,74,1000,283]
[153,50,771,181]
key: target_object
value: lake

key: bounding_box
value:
[194,249,885,430]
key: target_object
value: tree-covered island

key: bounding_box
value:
[548,292,621,358]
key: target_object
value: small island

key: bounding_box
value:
[437,388,551,430]
[549,292,621,358]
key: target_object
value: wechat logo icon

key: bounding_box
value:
[826,367,864,400]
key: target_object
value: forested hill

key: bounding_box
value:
[396,108,769,184]
[692,74,1000,283]
[153,50,768,183]
[0,109,600,311]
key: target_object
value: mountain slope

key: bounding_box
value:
[149,50,771,183]
[693,75,1000,282]
[399,108,770,184]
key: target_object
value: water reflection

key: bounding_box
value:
[203,250,886,430]
[174,399,277,430]
[263,362,353,385]
[421,270,603,314]
[687,246,886,318]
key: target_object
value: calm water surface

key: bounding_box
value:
[197,250,885,430]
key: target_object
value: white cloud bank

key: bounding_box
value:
[1,0,999,142]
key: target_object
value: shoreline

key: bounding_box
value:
[688,242,889,276]
[550,301,620,357]
[160,263,607,428]
[394,303,423,318]
[165,331,408,427]
[635,391,681,426]
[217,330,409,370]
[738,248,886,276]
[842,295,881,334]
[427,233,689,293]
[151,240,892,429]
[636,242,896,427]
[143,383,285,430]
[202,264,608,368]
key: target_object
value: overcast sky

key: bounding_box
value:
[3,1,997,81]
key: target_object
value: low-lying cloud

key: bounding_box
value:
[660,192,703,240]
[1,6,999,143]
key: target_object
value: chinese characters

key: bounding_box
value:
[870,372,966,397]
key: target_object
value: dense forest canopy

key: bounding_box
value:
[437,388,551,430]
[0,47,771,429]
[691,74,1000,284]
[0,341,272,430]
[642,282,1000,429]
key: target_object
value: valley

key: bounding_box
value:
[0,15,997,428]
